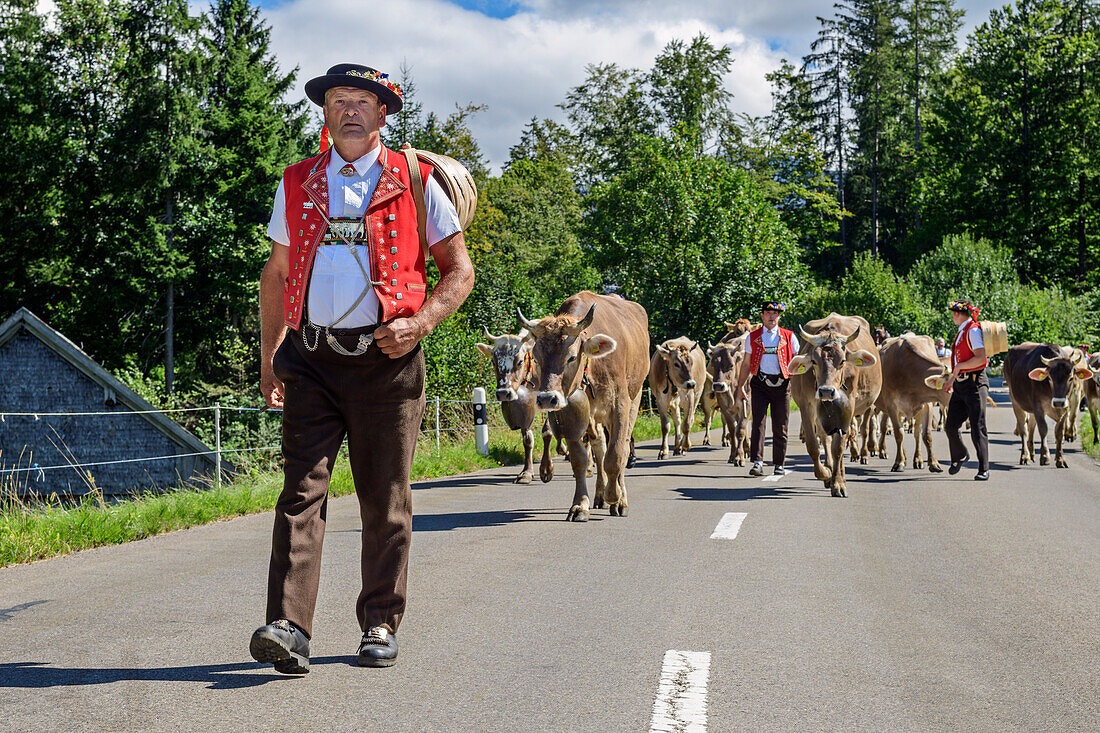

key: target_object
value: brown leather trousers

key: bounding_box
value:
[266,324,425,638]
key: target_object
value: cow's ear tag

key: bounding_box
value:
[1028,368,1049,381]
[852,357,864,366]
[1076,368,1094,380]
[584,334,618,358]
[792,362,807,375]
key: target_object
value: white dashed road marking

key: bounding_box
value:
[650,650,711,732]
[710,512,747,540]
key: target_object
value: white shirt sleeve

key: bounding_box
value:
[423,175,462,248]
[266,179,290,246]
[968,325,985,351]
[790,334,800,354]
[744,337,753,357]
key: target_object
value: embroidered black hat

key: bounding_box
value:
[305,63,404,113]
[761,301,786,312]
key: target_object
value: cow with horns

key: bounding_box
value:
[788,313,883,497]
[874,332,950,473]
[649,337,707,459]
[518,291,649,521]
[476,327,540,484]
[706,334,752,465]
[1003,343,1094,467]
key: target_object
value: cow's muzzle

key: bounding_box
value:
[1051,397,1068,408]
[682,380,697,391]
[817,385,838,401]
[712,382,729,393]
[496,388,518,402]
[536,391,567,411]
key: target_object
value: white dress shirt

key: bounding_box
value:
[744,326,800,375]
[267,145,461,328]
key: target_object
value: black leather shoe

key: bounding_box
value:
[250,619,310,674]
[948,453,969,475]
[974,471,989,481]
[358,626,398,667]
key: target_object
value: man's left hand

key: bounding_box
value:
[374,318,427,359]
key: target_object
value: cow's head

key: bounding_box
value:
[707,340,744,396]
[656,340,700,392]
[517,306,617,412]
[476,326,533,402]
[1028,346,1093,408]
[789,324,878,402]
[1090,354,1100,386]
[722,318,755,339]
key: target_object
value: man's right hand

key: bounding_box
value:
[262,369,285,410]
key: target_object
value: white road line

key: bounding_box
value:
[761,469,795,482]
[709,512,747,540]
[650,650,711,733]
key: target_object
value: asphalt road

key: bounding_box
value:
[1,392,1098,732]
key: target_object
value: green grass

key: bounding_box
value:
[1080,410,1100,463]
[0,409,723,568]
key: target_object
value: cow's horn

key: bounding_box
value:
[707,341,716,351]
[483,325,502,342]
[845,325,862,344]
[571,305,595,335]
[1040,354,1053,366]
[516,307,541,335]
[800,326,826,347]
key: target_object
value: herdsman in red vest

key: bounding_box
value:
[251,64,474,673]
[944,300,989,480]
[735,301,800,477]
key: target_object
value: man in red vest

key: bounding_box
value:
[250,63,474,673]
[735,301,800,476]
[944,300,989,480]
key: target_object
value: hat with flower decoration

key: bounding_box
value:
[305,63,404,113]
[761,301,786,313]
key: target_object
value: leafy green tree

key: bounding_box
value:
[730,61,845,275]
[648,34,733,151]
[924,0,1100,287]
[585,132,811,341]
[559,62,655,191]
[0,1,67,318]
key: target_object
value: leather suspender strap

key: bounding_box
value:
[402,146,430,261]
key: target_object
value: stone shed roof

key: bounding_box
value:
[0,307,218,466]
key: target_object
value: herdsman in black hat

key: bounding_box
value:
[250,64,474,673]
[944,300,990,480]
[735,301,800,476]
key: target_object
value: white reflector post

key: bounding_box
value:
[473,387,489,456]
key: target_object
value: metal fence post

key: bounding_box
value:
[472,387,488,456]
[435,397,441,451]
[214,403,221,490]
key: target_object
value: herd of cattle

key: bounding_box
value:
[476,291,1099,520]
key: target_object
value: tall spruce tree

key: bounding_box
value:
[836,0,906,259]
[805,17,851,250]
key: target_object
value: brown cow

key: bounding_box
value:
[700,370,726,448]
[649,337,706,458]
[1004,344,1094,467]
[789,313,882,497]
[874,332,950,473]
[476,328,539,484]
[1084,353,1100,445]
[519,291,649,521]
[706,335,751,465]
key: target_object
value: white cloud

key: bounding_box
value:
[251,0,1007,171]
[262,0,786,170]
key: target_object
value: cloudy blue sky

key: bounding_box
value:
[249,0,1004,169]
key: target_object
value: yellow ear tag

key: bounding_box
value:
[795,364,807,374]
[853,358,864,366]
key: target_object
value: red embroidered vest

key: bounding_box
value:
[281,145,433,330]
[749,327,795,378]
[952,321,988,373]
